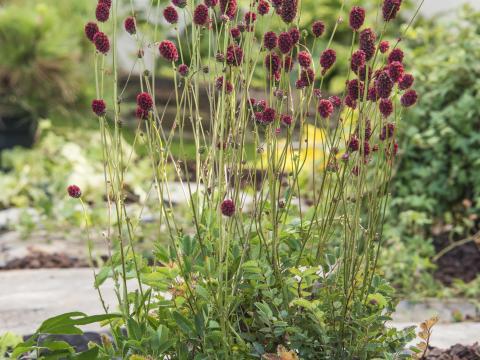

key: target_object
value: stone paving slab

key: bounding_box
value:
[390,322,480,349]
[0,269,119,335]
[1,269,479,349]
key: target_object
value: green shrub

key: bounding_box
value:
[383,7,480,297]
[0,0,94,118]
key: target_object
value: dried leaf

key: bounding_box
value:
[277,345,299,360]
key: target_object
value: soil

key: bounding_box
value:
[0,250,89,270]
[433,232,480,286]
[426,343,480,359]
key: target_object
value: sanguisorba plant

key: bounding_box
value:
[21,0,421,358]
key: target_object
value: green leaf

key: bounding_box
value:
[37,312,122,335]
[172,311,195,336]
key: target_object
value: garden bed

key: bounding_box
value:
[426,343,480,360]
[433,231,480,286]
[0,250,89,270]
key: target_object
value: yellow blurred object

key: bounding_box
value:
[258,123,351,174]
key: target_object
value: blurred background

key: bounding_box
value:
[0,0,479,347]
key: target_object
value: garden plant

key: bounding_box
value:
[11,0,422,358]
[382,8,480,299]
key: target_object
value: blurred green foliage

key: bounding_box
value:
[0,121,155,232]
[381,7,480,299]
[0,0,94,119]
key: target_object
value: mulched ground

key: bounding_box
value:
[0,251,89,270]
[433,232,480,286]
[426,343,480,359]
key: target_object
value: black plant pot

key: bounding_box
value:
[0,107,38,151]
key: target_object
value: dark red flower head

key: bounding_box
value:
[312,20,325,37]
[362,141,371,157]
[137,92,154,111]
[124,17,136,34]
[345,96,357,109]
[347,79,365,99]
[379,98,393,117]
[289,27,300,44]
[220,0,237,19]
[258,0,270,15]
[193,4,209,25]
[256,99,267,112]
[262,107,276,124]
[388,48,404,63]
[244,11,257,25]
[215,76,234,94]
[271,0,282,8]
[226,44,243,66]
[379,40,390,53]
[349,6,365,31]
[320,48,336,73]
[380,123,396,140]
[401,89,417,107]
[178,64,189,77]
[96,3,110,22]
[375,71,393,99]
[85,22,99,42]
[283,55,293,72]
[367,87,378,102]
[220,199,235,216]
[255,112,264,122]
[278,32,293,54]
[329,95,342,108]
[280,0,298,23]
[297,51,311,68]
[136,107,150,120]
[300,68,315,86]
[263,31,278,50]
[318,99,334,118]
[99,0,112,8]
[205,0,218,7]
[350,50,366,72]
[281,114,293,126]
[356,65,372,82]
[264,52,281,75]
[163,6,179,24]
[67,185,82,199]
[388,61,404,82]
[348,136,360,152]
[359,28,376,61]
[91,99,106,116]
[230,27,241,39]
[382,0,402,21]
[159,40,179,61]
[93,32,110,54]
[296,79,306,89]
[172,0,187,8]
[398,73,414,90]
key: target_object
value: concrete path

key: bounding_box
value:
[0,269,119,335]
[1,269,479,349]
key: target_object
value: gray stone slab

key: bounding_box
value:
[390,322,480,349]
[393,299,479,323]
[0,269,119,335]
